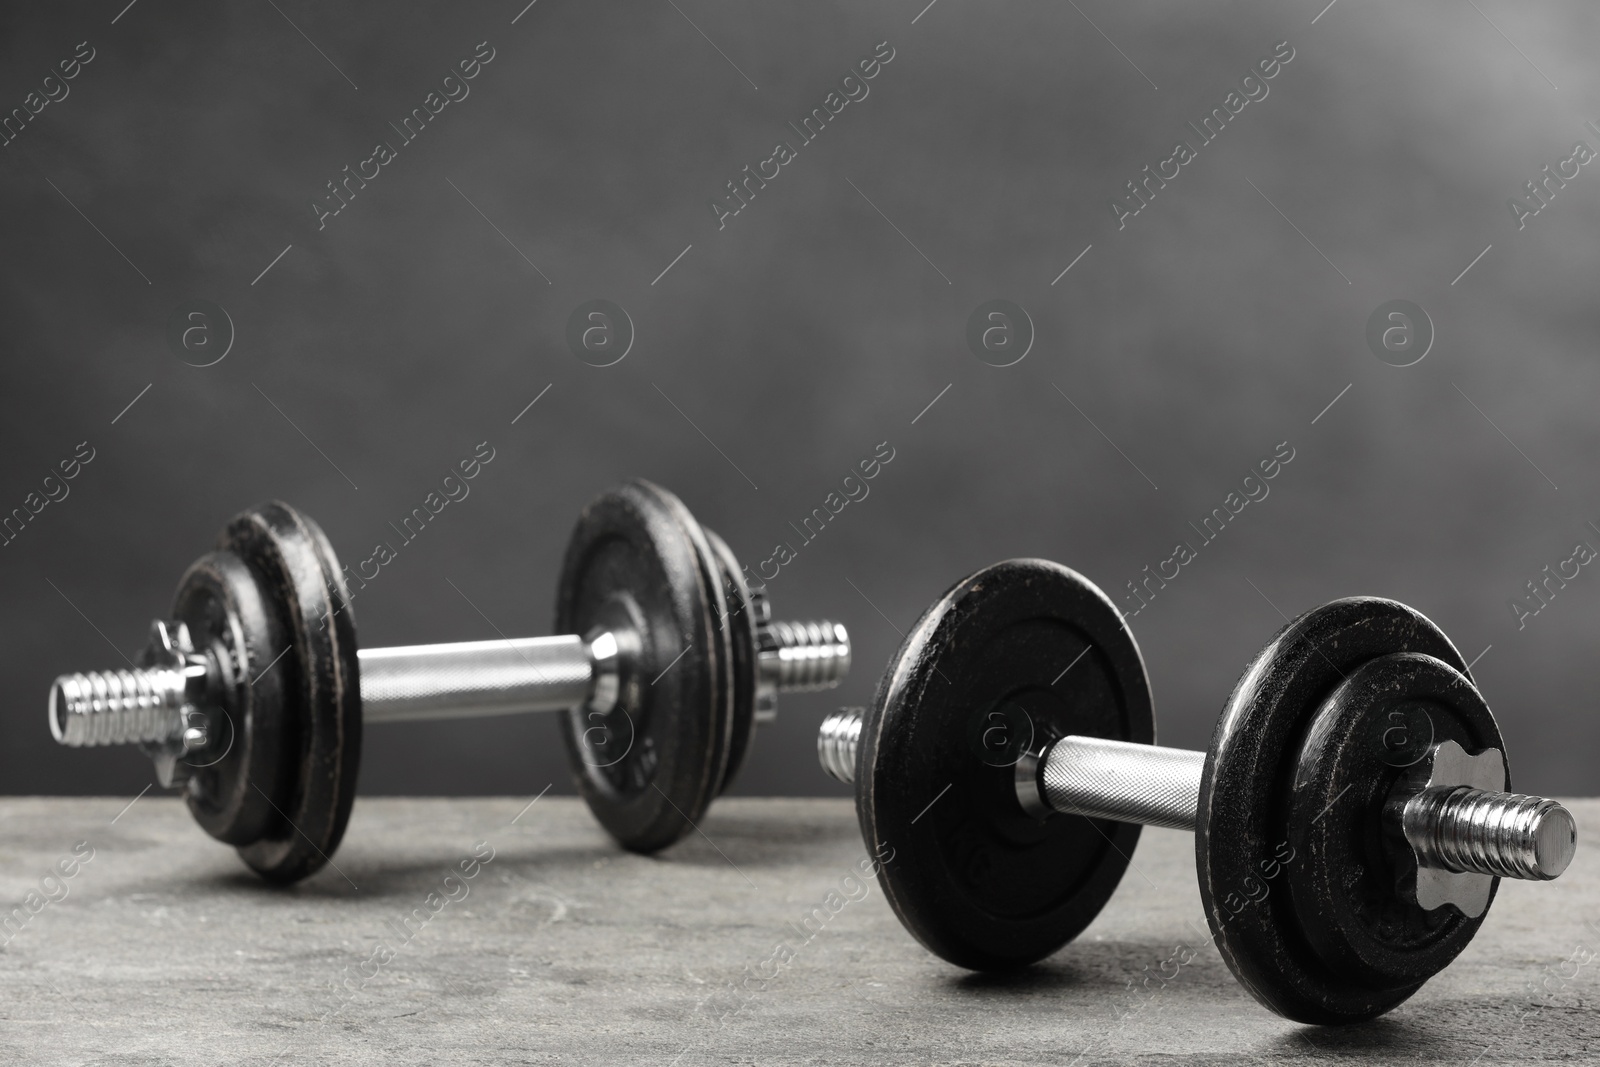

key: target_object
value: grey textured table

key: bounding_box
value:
[0,797,1595,1066]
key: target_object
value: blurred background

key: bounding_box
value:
[2,0,1597,799]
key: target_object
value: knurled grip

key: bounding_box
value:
[1038,735,1204,831]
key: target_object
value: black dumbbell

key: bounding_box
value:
[49,480,849,883]
[816,558,1575,1024]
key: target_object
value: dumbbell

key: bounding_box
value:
[48,480,849,883]
[816,559,1575,1024]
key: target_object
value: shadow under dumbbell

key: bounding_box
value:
[190,867,367,900]
[948,938,1233,999]
[174,808,858,898]
[1269,1015,1453,1061]
[182,849,612,904]
[1282,997,1600,1060]
[672,810,867,863]
[950,959,1090,995]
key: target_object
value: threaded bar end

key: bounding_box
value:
[817,707,863,784]
[1404,786,1577,881]
[760,620,851,692]
[49,668,187,747]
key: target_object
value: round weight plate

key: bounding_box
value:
[702,526,759,795]
[173,548,289,847]
[219,502,361,884]
[1286,652,1501,1002]
[1198,597,1471,1024]
[555,480,735,853]
[859,559,1153,971]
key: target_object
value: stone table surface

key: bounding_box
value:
[0,796,1595,1066]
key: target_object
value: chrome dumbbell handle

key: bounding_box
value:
[817,709,1575,889]
[1022,735,1203,830]
[358,617,857,726]
[358,634,599,723]
[53,618,850,743]
[820,720,1203,830]
[358,618,850,723]
[1028,734,1576,885]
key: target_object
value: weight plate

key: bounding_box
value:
[173,547,288,848]
[1286,653,1500,1001]
[555,480,734,852]
[703,526,759,795]
[1198,597,1471,1023]
[859,559,1153,971]
[220,502,362,884]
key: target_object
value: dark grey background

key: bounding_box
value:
[3,0,1597,799]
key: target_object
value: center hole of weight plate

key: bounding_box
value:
[576,704,637,769]
[967,699,1036,768]
[1368,699,1436,768]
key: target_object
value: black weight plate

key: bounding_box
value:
[1198,597,1470,1024]
[1287,652,1501,1001]
[222,503,362,884]
[173,548,289,847]
[555,480,735,853]
[859,559,1153,971]
[703,526,759,795]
